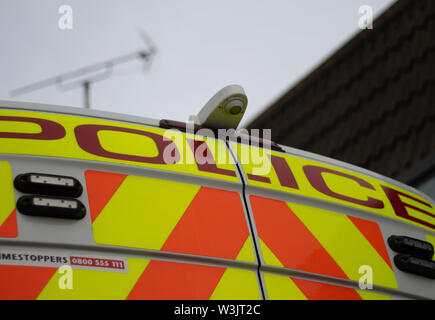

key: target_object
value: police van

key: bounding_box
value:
[0,85,434,300]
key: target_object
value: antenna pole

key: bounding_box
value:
[11,48,156,109]
[83,81,91,109]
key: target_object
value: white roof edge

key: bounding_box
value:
[0,99,160,127]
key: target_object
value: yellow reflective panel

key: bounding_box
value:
[0,120,41,134]
[258,238,284,268]
[259,239,390,300]
[0,110,238,182]
[259,240,306,300]
[87,171,254,262]
[38,257,259,300]
[264,272,392,300]
[263,273,307,300]
[426,235,435,261]
[0,161,17,238]
[232,142,435,232]
[0,162,15,227]
[357,289,392,300]
[37,258,149,300]
[233,236,257,265]
[289,203,397,289]
[210,239,260,300]
[92,175,200,251]
[322,171,372,202]
[98,130,159,158]
[210,269,261,300]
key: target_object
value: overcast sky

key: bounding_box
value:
[0,0,395,127]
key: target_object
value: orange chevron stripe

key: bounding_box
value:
[347,215,393,269]
[85,170,127,222]
[128,187,250,299]
[291,277,362,300]
[127,260,225,300]
[0,209,17,238]
[160,187,250,259]
[251,195,348,279]
[0,265,57,300]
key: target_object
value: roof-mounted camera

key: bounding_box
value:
[190,84,248,130]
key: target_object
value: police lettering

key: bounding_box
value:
[0,114,433,230]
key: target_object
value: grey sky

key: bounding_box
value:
[0,0,395,127]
